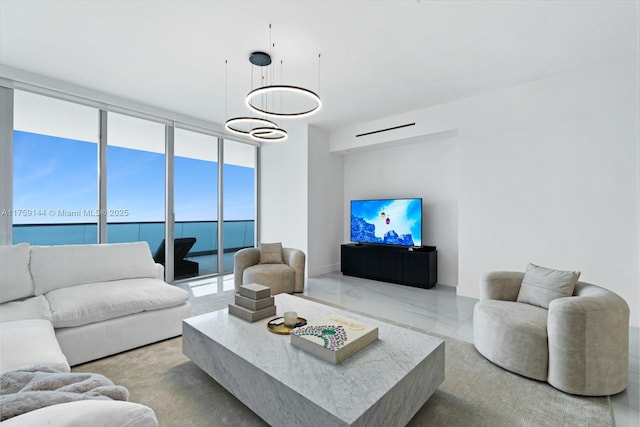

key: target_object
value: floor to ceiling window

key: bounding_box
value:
[4,86,257,283]
[106,112,166,258]
[222,139,256,273]
[12,91,99,245]
[174,128,219,278]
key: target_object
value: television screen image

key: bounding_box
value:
[350,198,422,247]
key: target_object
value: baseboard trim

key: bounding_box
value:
[308,263,340,277]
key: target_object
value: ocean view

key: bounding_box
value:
[10,122,256,278]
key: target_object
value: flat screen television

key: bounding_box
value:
[350,198,422,247]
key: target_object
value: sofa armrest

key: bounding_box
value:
[154,263,165,280]
[547,282,629,395]
[233,248,260,292]
[283,248,306,293]
[479,271,524,301]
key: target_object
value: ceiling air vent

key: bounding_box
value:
[355,122,415,138]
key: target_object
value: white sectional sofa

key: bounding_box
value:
[0,241,192,425]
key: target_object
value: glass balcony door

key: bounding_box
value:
[106,112,166,264]
[222,139,256,273]
[174,128,219,279]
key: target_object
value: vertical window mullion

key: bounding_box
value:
[165,124,175,282]
[217,137,224,275]
[0,87,13,245]
[98,110,107,243]
[255,147,260,246]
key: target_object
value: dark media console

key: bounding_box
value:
[340,244,437,289]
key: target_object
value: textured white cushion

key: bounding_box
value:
[0,319,70,374]
[0,400,159,427]
[31,242,158,295]
[517,263,581,309]
[0,243,34,303]
[0,295,52,323]
[46,278,190,328]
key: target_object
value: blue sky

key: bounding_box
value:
[12,131,255,224]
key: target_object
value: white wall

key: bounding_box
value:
[343,137,460,286]
[259,124,309,255]
[456,57,639,318]
[330,57,640,327]
[307,125,344,276]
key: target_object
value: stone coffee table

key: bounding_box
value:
[183,294,444,427]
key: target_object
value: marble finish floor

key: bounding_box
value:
[180,271,639,427]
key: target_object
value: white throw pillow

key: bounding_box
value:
[31,242,158,295]
[0,243,34,303]
[0,295,52,322]
[516,263,580,309]
[45,278,190,328]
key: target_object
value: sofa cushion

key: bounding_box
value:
[0,400,158,427]
[0,243,34,303]
[259,242,284,264]
[517,263,580,309]
[31,242,158,295]
[0,319,70,374]
[45,278,190,328]
[0,295,52,323]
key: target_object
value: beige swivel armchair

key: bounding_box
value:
[473,270,629,396]
[234,246,305,295]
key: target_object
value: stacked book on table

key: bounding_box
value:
[290,314,378,364]
[228,283,276,322]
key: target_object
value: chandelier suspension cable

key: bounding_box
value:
[250,56,254,122]
[271,43,275,114]
[261,62,266,114]
[225,59,228,121]
[266,24,271,113]
[269,24,272,85]
[318,53,321,95]
[250,56,253,91]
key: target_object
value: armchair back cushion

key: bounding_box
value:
[516,263,580,309]
[31,242,158,295]
[0,243,34,303]
[259,242,284,264]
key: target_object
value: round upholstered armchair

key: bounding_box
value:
[233,243,305,295]
[473,267,629,396]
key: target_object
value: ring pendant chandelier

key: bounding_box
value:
[224,26,321,142]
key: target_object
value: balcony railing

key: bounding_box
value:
[12,220,255,255]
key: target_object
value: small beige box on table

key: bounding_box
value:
[229,283,276,322]
[238,283,272,300]
[235,294,275,311]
